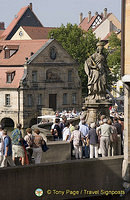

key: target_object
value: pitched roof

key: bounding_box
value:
[22,26,56,39]
[79,15,99,31]
[0,39,48,65]
[92,13,112,32]
[0,30,4,37]
[79,13,112,32]
[1,4,43,40]
[1,6,29,40]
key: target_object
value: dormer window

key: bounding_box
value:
[6,71,15,83]
[91,16,102,28]
[4,45,19,59]
[5,47,10,59]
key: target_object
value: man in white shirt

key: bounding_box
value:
[97,118,113,157]
[63,122,71,141]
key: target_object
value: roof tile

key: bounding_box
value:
[79,16,98,31]
[0,39,48,65]
[0,39,48,88]
[22,26,56,39]
[1,6,29,40]
[0,67,24,88]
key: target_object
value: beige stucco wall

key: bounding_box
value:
[11,26,31,40]
[122,0,130,185]
[124,0,130,74]
[94,13,121,40]
[94,19,110,40]
[107,14,121,30]
[0,90,24,126]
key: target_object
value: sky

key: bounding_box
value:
[0,0,122,28]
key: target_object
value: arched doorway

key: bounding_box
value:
[29,118,37,127]
[1,118,14,129]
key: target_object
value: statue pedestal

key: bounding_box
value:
[82,99,112,124]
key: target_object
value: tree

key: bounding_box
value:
[107,32,121,85]
[49,23,98,95]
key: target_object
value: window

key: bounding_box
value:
[7,74,12,83]
[91,16,102,28]
[4,47,18,59]
[63,93,67,105]
[32,71,37,82]
[68,70,72,82]
[38,94,42,105]
[72,93,76,104]
[27,94,33,106]
[5,48,10,59]
[5,94,10,106]
[6,71,15,83]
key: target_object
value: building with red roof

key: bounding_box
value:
[0,39,81,128]
[0,3,43,40]
[0,3,56,41]
[11,26,56,40]
[79,8,121,41]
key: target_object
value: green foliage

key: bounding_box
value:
[107,32,121,85]
[49,23,98,95]
[108,32,121,48]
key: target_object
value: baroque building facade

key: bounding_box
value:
[0,39,81,128]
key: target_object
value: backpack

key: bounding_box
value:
[110,126,118,142]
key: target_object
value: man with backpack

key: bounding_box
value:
[24,128,33,164]
[1,129,15,167]
[51,118,62,141]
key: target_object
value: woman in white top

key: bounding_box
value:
[70,125,83,159]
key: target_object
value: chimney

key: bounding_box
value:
[95,12,98,16]
[101,12,103,17]
[88,11,91,23]
[110,21,113,32]
[80,13,83,23]
[0,22,5,30]
[29,3,32,11]
[103,8,107,18]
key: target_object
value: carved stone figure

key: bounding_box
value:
[46,69,60,81]
[85,41,108,100]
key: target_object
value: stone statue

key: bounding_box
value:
[85,41,108,100]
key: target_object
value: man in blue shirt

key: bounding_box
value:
[11,123,25,165]
[0,125,4,165]
[79,120,89,158]
[1,129,15,167]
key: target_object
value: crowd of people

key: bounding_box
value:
[0,112,124,168]
[0,124,46,167]
[51,114,124,159]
